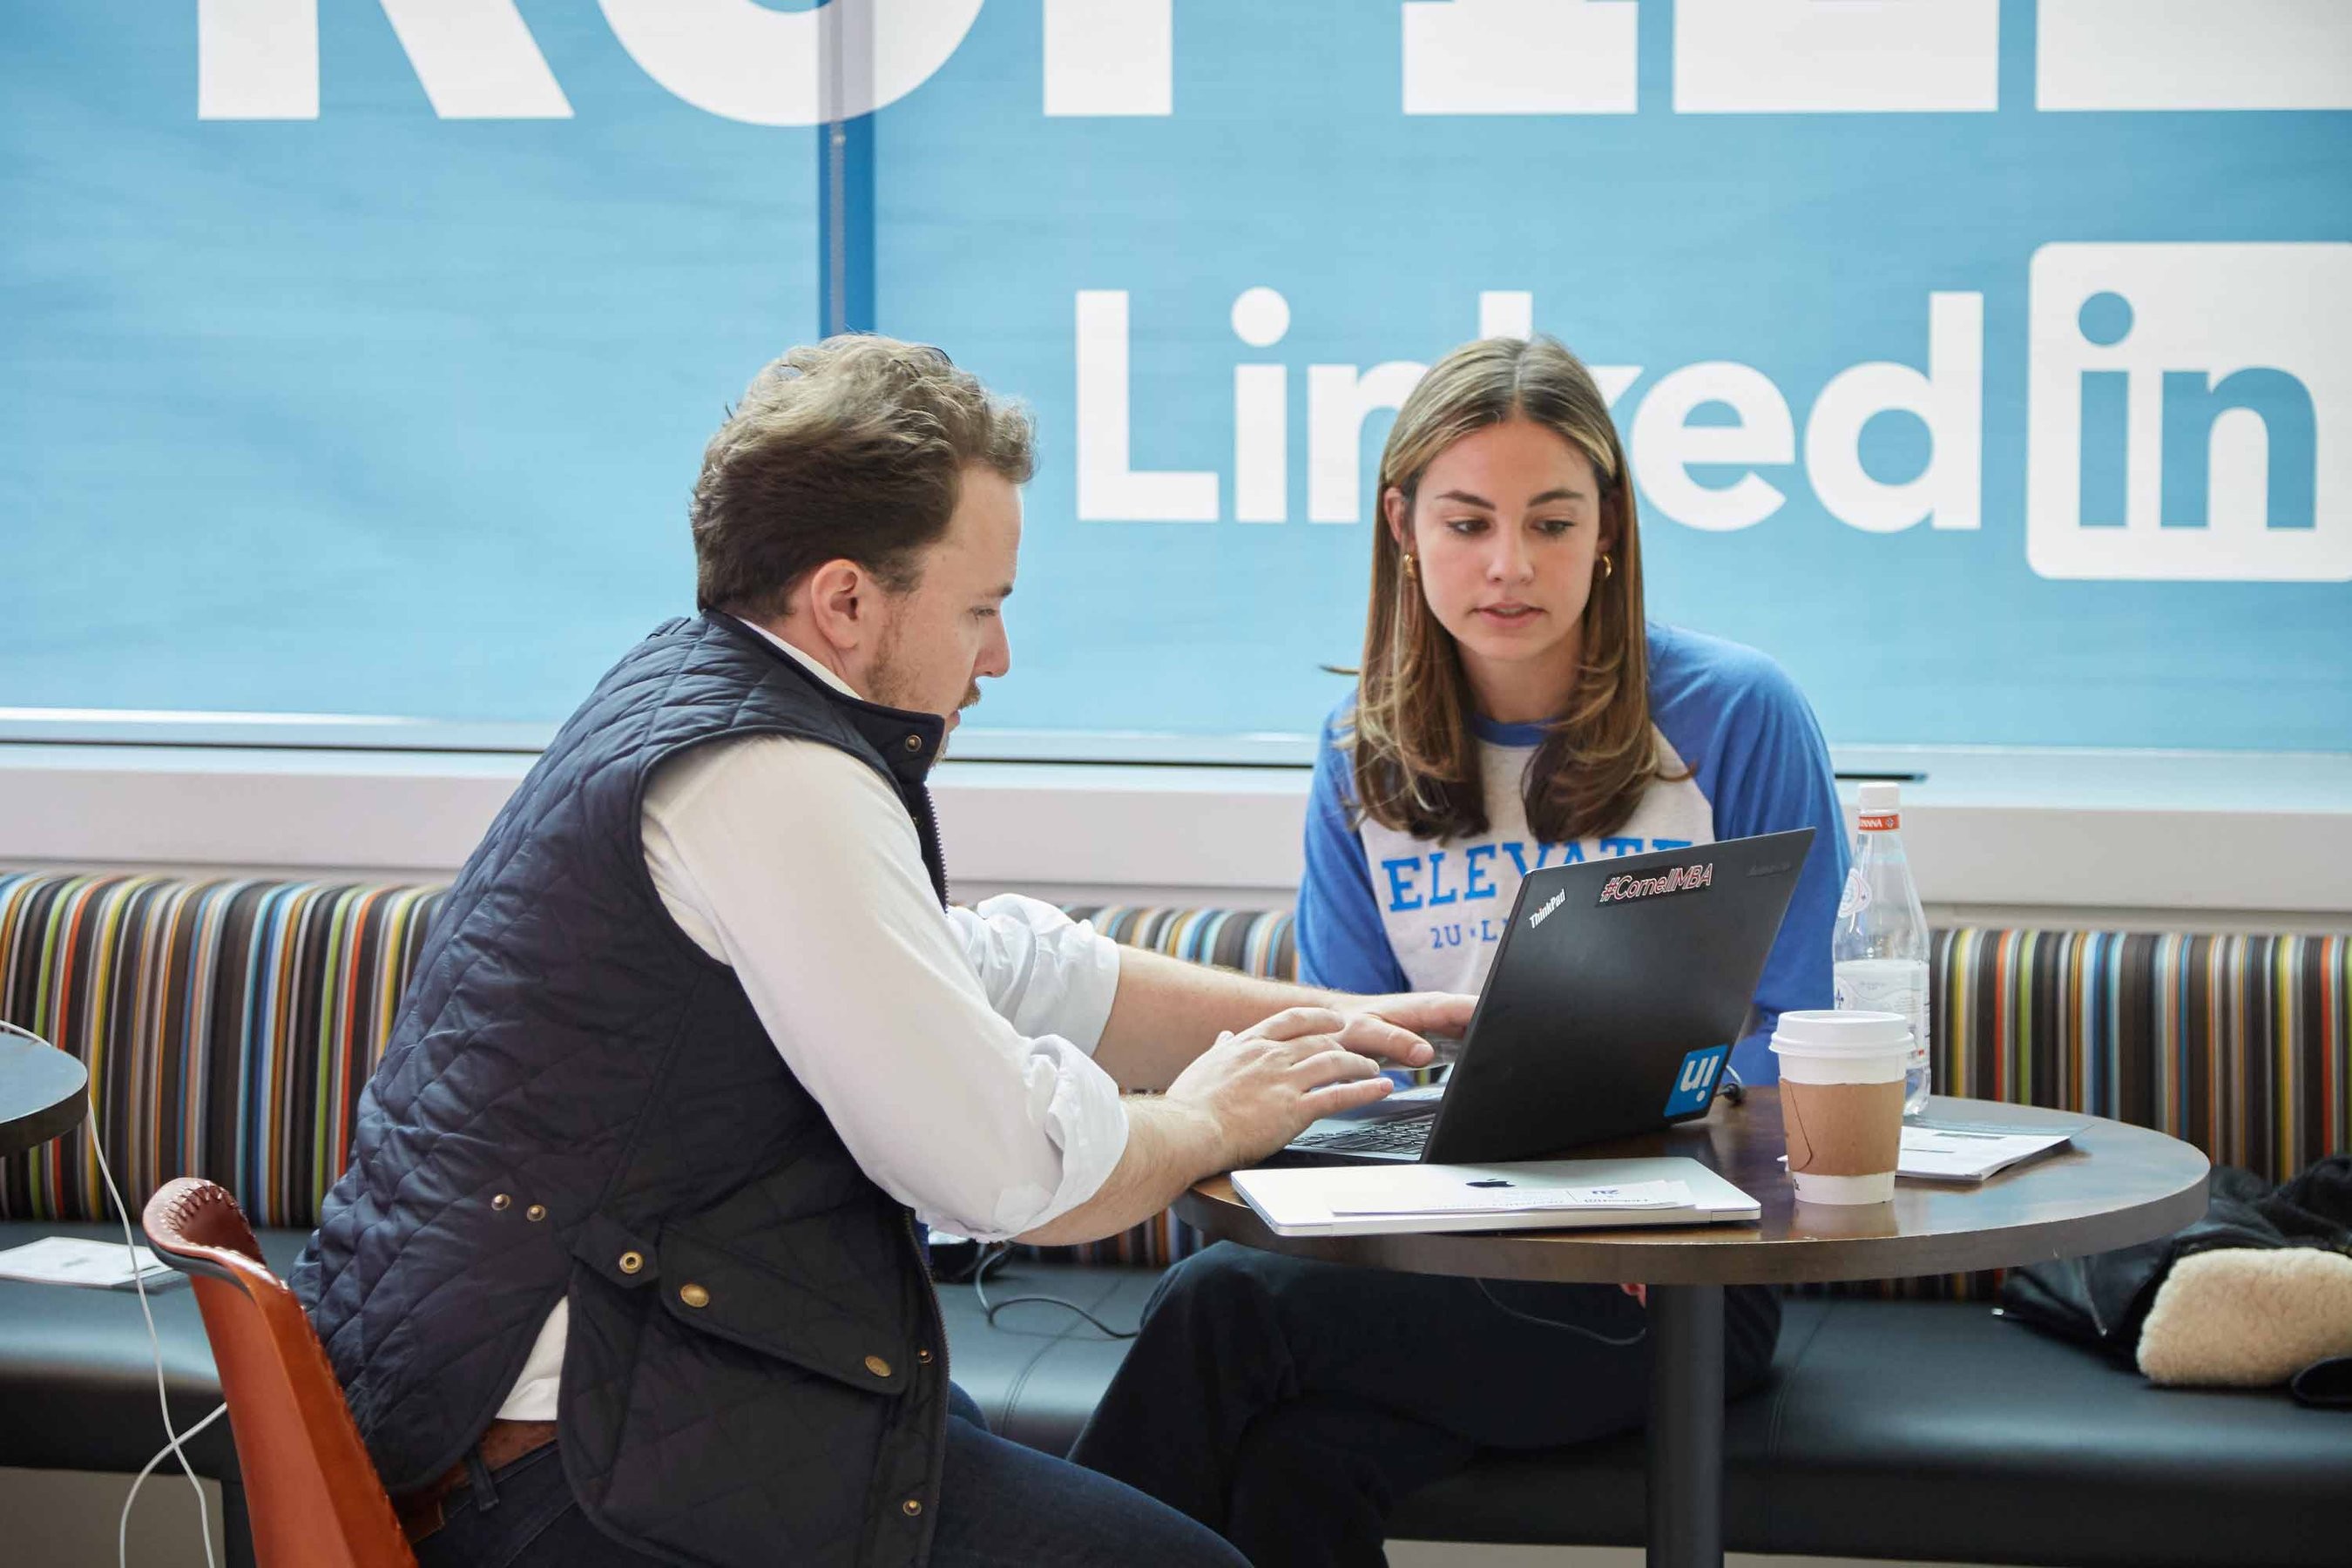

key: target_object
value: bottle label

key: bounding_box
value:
[1835,866,1870,921]
[1859,812,1899,831]
[1833,959,1931,1072]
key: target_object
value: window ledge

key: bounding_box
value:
[1,742,2346,918]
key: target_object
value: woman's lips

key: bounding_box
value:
[1473,603,1544,625]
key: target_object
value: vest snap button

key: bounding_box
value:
[491,1193,511,1211]
[679,1282,711,1308]
[526,1204,547,1222]
[618,1251,644,1275]
[902,1498,923,1517]
[864,1355,892,1379]
[916,1347,933,1364]
[903,734,923,753]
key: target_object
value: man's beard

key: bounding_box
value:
[866,630,983,740]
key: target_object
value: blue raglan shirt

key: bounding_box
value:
[1295,622,1849,1086]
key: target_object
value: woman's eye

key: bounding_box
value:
[1537,517,1575,537]
[1445,517,1486,535]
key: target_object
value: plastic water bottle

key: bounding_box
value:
[1832,781,1932,1116]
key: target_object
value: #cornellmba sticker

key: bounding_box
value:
[1597,862,1715,906]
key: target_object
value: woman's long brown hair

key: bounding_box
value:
[1349,335,1674,846]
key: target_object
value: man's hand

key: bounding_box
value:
[1342,990,1479,1044]
[1162,1006,1434,1171]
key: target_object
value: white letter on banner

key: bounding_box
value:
[1232,289,1293,524]
[1628,364,1793,532]
[1471,294,1641,409]
[1674,0,1997,113]
[199,0,572,119]
[2038,0,2352,112]
[599,0,981,126]
[1807,294,1984,533]
[199,0,318,119]
[380,0,572,118]
[1402,1,1638,116]
[1076,292,1220,523]
[1044,0,1173,117]
[1594,366,1644,409]
[1309,362,1429,524]
[1478,292,1534,340]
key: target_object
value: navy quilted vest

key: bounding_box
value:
[294,613,952,1568]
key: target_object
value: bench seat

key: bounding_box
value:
[6,877,2349,1567]
[943,1257,2347,1568]
[16,1227,2337,1568]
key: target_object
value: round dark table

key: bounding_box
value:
[0,1031,88,1158]
[1177,1088,2210,1568]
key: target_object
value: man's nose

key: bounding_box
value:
[981,618,1011,679]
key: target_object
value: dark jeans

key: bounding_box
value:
[1068,1241,1781,1568]
[413,1386,1246,1568]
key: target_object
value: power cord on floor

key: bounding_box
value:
[1473,1279,1648,1347]
[0,1018,223,1568]
[970,1242,1139,1340]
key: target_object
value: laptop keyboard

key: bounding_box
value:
[1290,1116,1434,1157]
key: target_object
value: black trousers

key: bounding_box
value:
[1069,1241,1780,1568]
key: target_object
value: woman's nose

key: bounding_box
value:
[1488,538,1534,582]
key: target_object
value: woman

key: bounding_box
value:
[1071,335,1848,1566]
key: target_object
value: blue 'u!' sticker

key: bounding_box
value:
[1664,1044,1730,1117]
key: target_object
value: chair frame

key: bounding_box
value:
[141,1177,416,1568]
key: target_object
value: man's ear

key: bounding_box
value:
[798,558,871,654]
[1382,487,1412,551]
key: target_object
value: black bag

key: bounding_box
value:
[1997,1154,2352,1362]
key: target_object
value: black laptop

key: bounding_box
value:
[1274,828,1814,1166]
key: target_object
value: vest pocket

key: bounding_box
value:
[647,1223,916,1399]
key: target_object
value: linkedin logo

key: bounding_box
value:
[2026,244,2349,582]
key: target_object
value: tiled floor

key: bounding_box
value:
[6,1466,2024,1568]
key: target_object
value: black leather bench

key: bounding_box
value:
[6,879,2349,1566]
[18,1223,2335,1568]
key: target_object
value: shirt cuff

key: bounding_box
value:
[917,1044,1132,1241]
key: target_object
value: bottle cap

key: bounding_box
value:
[1856,782,1902,814]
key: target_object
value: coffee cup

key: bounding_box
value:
[1770,1010,1911,1204]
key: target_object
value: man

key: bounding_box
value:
[294,336,1470,1568]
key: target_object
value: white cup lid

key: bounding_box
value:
[1771,1009,1911,1056]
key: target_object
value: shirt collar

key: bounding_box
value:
[728,615,862,702]
[1470,713,1551,747]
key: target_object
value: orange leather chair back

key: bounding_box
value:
[141,1177,416,1568]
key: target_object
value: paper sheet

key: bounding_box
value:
[1899,1125,2074,1181]
[0,1236,176,1288]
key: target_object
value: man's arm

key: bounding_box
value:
[1092,945,1470,1092]
[1017,1005,1429,1247]
[648,738,1452,1248]
[646,737,1134,1242]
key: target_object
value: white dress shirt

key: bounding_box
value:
[494,625,1131,1420]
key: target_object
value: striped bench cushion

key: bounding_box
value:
[0,874,443,1229]
[5,875,2343,1292]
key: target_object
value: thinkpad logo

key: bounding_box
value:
[1598,862,1716,905]
[1527,889,1567,928]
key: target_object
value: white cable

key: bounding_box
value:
[0,1019,221,1568]
[1474,1278,1649,1347]
[119,1402,229,1568]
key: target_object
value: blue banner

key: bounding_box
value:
[3,3,2346,753]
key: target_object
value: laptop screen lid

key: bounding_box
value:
[1416,828,1815,1166]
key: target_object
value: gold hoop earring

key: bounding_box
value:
[1598,552,1615,581]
